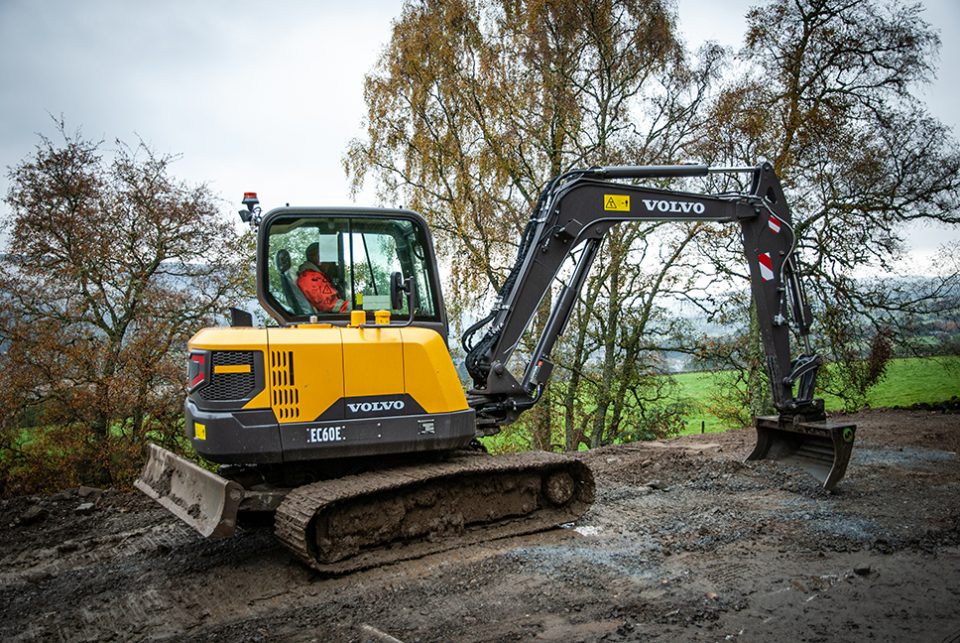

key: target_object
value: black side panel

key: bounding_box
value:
[315,393,427,421]
[278,409,476,463]
[187,400,282,464]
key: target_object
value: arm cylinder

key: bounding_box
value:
[588,164,710,179]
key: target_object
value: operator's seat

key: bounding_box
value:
[276,249,313,315]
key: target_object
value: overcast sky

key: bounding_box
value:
[1,0,957,272]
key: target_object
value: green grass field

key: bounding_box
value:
[675,356,960,435]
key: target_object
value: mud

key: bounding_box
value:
[1,408,958,642]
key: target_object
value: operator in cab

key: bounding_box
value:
[297,242,348,313]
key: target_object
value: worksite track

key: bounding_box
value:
[274,451,595,574]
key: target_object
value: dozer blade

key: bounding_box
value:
[747,416,856,491]
[135,443,244,538]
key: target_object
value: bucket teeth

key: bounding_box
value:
[747,415,855,491]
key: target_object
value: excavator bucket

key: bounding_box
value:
[135,443,244,538]
[747,416,856,491]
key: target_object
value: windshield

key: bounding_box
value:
[264,214,438,319]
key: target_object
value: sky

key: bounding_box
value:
[1,0,958,272]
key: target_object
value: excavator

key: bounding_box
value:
[136,162,855,573]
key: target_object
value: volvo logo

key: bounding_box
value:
[642,199,705,214]
[347,400,406,413]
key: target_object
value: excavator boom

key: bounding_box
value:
[463,162,855,489]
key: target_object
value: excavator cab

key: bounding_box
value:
[257,209,447,337]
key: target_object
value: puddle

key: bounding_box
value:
[502,536,661,581]
[852,446,956,469]
[573,525,604,537]
[779,505,883,542]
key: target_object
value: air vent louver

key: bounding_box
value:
[270,350,300,420]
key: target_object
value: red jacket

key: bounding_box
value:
[297,269,348,313]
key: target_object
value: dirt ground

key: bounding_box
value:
[2,408,959,642]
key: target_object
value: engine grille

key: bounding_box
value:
[199,351,257,401]
[270,350,300,420]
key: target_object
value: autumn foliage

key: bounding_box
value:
[348,0,960,450]
[0,123,250,495]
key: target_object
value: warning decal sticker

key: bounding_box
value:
[604,194,630,212]
[758,252,775,281]
[768,214,782,234]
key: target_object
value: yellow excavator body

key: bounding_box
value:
[190,324,469,418]
[180,323,473,467]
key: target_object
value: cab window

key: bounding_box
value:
[265,215,438,319]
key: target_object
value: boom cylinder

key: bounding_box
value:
[586,164,710,179]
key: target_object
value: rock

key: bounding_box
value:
[20,505,48,525]
[77,486,103,498]
[706,591,719,601]
[648,480,670,491]
[75,502,96,515]
[57,541,80,554]
[853,564,871,576]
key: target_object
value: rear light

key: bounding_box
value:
[188,353,206,389]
